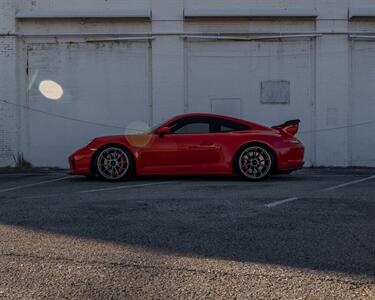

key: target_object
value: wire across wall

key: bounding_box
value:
[2,35,375,136]
[1,98,375,135]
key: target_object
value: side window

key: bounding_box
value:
[174,123,210,134]
[215,118,250,132]
[170,117,215,134]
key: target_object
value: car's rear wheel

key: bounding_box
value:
[95,146,133,181]
[236,145,274,181]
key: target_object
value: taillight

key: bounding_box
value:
[285,139,302,145]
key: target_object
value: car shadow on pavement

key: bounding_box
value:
[0,172,374,279]
[79,173,307,183]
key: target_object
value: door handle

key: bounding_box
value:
[200,141,214,146]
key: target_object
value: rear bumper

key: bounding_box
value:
[277,143,305,171]
[279,160,305,171]
[69,147,95,175]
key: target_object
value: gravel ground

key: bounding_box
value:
[0,168,374,299]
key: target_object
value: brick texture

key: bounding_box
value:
[0,36,17,166]
[0,0,15,34]
[0,0,16,166]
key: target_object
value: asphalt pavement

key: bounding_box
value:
[0,168,374,299]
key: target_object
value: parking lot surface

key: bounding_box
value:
[0,168,374,299]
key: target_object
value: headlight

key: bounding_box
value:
[87,139,98,151]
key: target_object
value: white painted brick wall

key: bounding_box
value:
[0,36,17,166]
[0,0,375,167]
[0,0,17,166]
[0,0,15,33]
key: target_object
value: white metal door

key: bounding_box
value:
[351,41,375,166]
[187,39,315,165]
[25,41,151,167]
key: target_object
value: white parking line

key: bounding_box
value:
[265,174,375,209]
[17,181,172,200]
[264,197,299,209]
[320,175,375,192]
[0,173,41,177]
[80,182,172,193]
[0,176,71,194]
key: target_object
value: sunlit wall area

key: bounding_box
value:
[1,0,375,167]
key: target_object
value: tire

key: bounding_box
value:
[235,145,274,181]
[94,146,134,181]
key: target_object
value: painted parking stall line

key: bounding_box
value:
[80,182,172,193]
[320,175,375,192]
[265,174,375,209]
[17,181,173,200]
[0,173,43,177]
[0,176,71,194]
[264,197,299,209]
[0,172,66,178]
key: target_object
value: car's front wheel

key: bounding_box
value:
[94,146,133,181]
[236,145,274,181]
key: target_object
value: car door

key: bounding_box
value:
[169,116,223,173]
[138,116,224,174]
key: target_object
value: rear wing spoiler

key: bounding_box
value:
[271,119,301,136]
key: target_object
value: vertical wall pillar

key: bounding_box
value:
[151,0,185,124]
[315,0,350,166]
[0,0,17,166]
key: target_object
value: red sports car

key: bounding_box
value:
[69,113,304,181]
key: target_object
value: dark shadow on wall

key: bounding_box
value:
[0,174,374,278]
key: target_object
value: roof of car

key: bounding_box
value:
[174,113,244,121]
[155,113,271,132]
[172,113,272,131]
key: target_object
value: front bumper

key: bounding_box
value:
[69,147,96,175]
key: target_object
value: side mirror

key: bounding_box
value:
[158,127,171,137]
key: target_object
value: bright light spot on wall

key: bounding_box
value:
[125,121,150,135]
[39,80,64,100]
[125,121,154,147]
